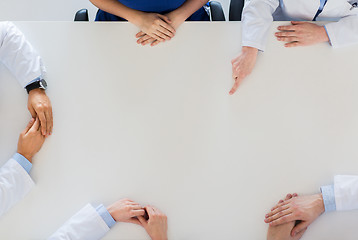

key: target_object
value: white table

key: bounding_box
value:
[0,22,358,240]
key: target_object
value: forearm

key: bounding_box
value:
[0,156,34,217]
[332,175,358,211]
[324,15,358,48]
[170,0,208,21]
[0,22,44,88]
[90,0,144,25]
[48,204,110,240]
[242,0,279,51]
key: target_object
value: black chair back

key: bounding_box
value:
[229,0,245,21]
[210,1,226,21]
[74,9,89,21]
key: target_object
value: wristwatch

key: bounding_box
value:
[25,79,47,94]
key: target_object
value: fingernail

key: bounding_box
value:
[265,214,268,218]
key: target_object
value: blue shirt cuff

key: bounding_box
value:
[25,77,41,88]
[95,204,116,228]
[13,153,32,174]
[320,184,336,212]
[323,26,332,45]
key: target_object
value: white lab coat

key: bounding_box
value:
[48,204,110,240]
[0,21,45,87]
[0,158,34,217]
[334,175,358,211]
[242,0,358,51]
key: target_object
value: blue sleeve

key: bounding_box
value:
[320,184,336,212]
[13,153,32,174]
[323,26,332,45]
[95,204,116,228]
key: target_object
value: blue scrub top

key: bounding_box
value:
[118,0,186,13]
[95,0,209,21]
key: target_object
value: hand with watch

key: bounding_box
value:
[26,79,53,137]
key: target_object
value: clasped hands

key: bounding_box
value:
[107,198,168,240]
[134,12,184,47]
[265,193,325,240]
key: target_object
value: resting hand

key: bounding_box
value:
[136,11,184,47]
[275,21,329,47]
[28,89,53,136]
[265,194,324,237]
[134,13,176,43]
[138,206,168,240]
[230,46,258,95]
[17,118,46,163]
[107,198,145,225]
[267,194,307,240]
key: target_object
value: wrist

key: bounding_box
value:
[168,10,186,24]
[128,11,146,26]
[316,193,325,215]
[151,235,168,240]
[242,46,259,55]
[107,206,116,221]
[320,26,329,43]
[28,88,45,95]
[17,152,32,163]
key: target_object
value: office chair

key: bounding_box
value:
[74,9,89,21]
[229,0,245,21]
[74,1,225,22]
[209,1,226,21]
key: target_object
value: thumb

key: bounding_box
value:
[22,118,35,134]
[291,21,304,25]
[137,216,148,227]
[158,14,171,23]
[293,227,308,240]
[126,217,143,226]
[291,222,309,237]
[28,105,37,118]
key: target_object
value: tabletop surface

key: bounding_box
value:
[0,21,357,240]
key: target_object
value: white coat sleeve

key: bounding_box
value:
[0,158,34,217]
[48,204,110,240]
[0,21,45,88]
[325,15,358,48]
[334,175,358,211]
[241,0,280,51]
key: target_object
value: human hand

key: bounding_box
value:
[17,118,46,163]
[134,13,176,44]
[265,193,324,237]
[28,88,53,136]
[267,194,307,240]
[107,198,145,225]
[135,11,184,47]
[138,206,168,240]
[230,46,258,95]
[275,21,329,47]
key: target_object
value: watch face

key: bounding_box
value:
[40,79,48,89]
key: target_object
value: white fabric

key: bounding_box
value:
[334,175,358,211]
[0,21,45,87]
[0,158,34,217]
[48,204,110,240]
[242,0,358,51]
